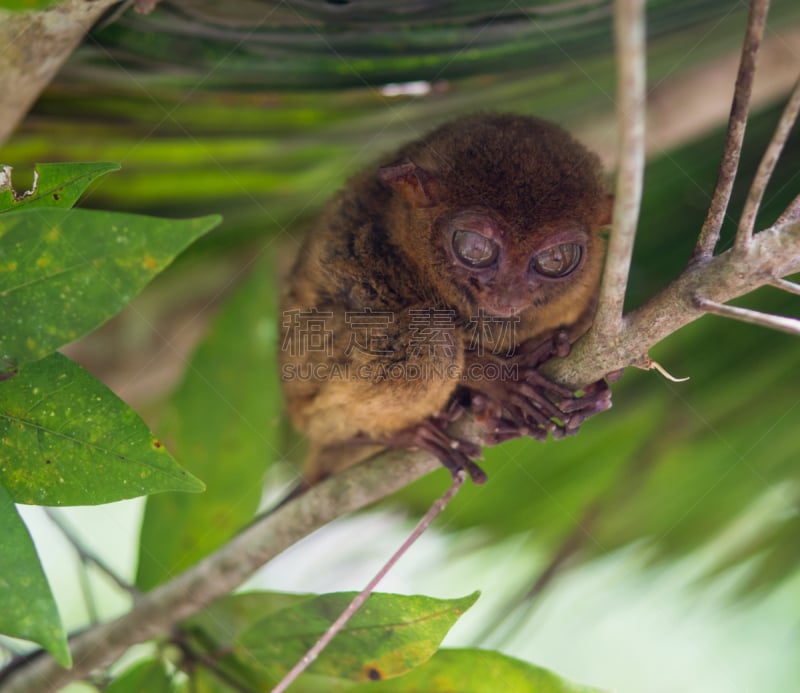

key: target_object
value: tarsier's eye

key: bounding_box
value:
[531,243,583,277]
[452,229,499,268]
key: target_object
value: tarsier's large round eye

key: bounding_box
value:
[452,230,499,268]
[531,243,583,277]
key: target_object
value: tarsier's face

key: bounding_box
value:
[438,208,593,318]
[377,114,610,323]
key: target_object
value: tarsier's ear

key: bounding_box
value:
[378,159,441,208]
[598,193,615,227]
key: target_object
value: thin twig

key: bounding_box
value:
[693,0,770,261]
[593,0,646,334]
[737,76,800,248]
[271,471,466,693]
[769,277,800,296]
[43,509,141,599]
[471,503,601,649]
[75,561,100,626]
[775,192,800,227]
[176,639,257,693]
[694,296,800,336]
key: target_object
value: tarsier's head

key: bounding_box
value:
[379,113,612,322]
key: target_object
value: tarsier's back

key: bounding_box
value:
[280,113,613,484]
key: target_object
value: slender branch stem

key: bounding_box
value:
[271,471,466,693]
[75,561,100,626]
[594,0,646,334]
[44,509,140,599]
[769,277,800,296]
[775,192,800,227]
[472,503,601,649]
[693,0,770,261]
[737,76,800,248]
[177,639,257,693]
[693,296,800,336]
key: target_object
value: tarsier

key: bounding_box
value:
[280,113,615,485]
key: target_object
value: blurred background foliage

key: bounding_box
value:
[2,0,800,691]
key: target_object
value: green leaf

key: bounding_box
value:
[235,592,479,683]
[0,162,119,212]
[0,352,204,505]
[0,481,70,666]
[105,658,173,693]
[0,208,221,374]
[351,648,606,692]
[0,1,60,10]
[136,256,282,590]
[175,666,233,693]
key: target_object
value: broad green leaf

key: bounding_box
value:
[0,208,221,374]
[0,481,70,666]
[352,648,606,692]
[0,162,119,212]
[235,592,479,683]
[105,658,173,693]
[136,256,282,590]
[0,352,204,505]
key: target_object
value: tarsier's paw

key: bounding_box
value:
[387,418,488,484]
[475,372,616,445]
[471,327,621,446]
[551,376,615,437]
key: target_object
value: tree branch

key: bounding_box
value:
[547,217,800,387]
[593,0,646,336]
[44,508,140,599]
[736,75,800,248]
[769,277,800,296]
[0,0,120,145]
[775,192,800,227]
[692,0,770,261]
[693,297,800,337]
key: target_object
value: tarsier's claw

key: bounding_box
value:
[389,418,487,483]
[554,330,571,358]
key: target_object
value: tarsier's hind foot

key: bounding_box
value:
[386,418,488,484]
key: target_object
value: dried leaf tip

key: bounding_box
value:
[643,357,690,383]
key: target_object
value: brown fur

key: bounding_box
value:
[280,113,612,483]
